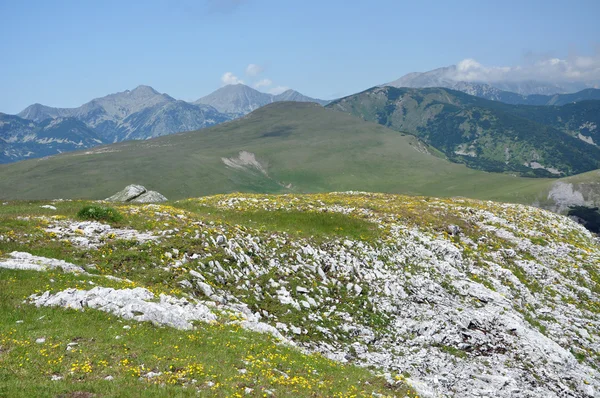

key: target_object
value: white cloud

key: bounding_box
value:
[254,79,272,89]
[221,72,244,85]
[268,86,290,95]
[245,63,264,77]
[448,54,600,83]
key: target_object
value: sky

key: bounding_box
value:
[1,0,599,114]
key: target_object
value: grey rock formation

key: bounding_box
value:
[0,251,85,273]
[105,184,147,202]
[31,287,217,330]
[105,184,166,203]
[130,191,168,203]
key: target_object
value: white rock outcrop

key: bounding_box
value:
[31,287,215,330]
[0,251,84,273]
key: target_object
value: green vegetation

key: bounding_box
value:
[438,345,468,359]
[0,102,574,206]
[0,197,422,397]
[0,269,411,397]
[328,87,600,176]
[77,205,123,223]
[174,201,382,242]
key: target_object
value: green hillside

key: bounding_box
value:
[327,87,600,176]
[506,100,600,144]
[0,102,566,205]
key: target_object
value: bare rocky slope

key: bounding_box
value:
[0,193,598,397]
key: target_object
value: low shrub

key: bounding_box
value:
[77,205,123,223]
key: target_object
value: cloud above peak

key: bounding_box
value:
[448,54,600,83]
[221,64,289,94]
[245,63,264,77]
[221,72,244,85]
[254,78,272,89]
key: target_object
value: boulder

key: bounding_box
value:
[105,184,146,202]
[105,185,167,203]
[131,191,168,203]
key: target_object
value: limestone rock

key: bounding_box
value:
[30,287,217,330]
[0,251,85,273]
[130,191,168,203]
[105,184,146,202]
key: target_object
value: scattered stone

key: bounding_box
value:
[45,220,158,249]
[290,326,302,335]
[35,338,45,344]
[40,205,57,210]
[4,194,600,398]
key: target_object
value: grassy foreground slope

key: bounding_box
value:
[0,200,415,398]
[0,102,563,205]
[0,193,598,397]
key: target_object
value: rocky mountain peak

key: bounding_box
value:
[129,85,160,96]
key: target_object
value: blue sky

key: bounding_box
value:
[1,0,599,114]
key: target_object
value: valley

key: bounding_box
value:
[1,102,585,209]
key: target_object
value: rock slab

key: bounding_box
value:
[105,184,167,203]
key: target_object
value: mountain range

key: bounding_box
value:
[2,68,600,190]
[6,84,326,163]
[328,86,600,176]
[386,65,600,105]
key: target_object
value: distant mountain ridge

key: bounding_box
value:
[18,85,230,143]
[5,84,327,163]
[386,64,600,103]
[0,113,105,163]
[328,86,600,177]
[194,84,328,115]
